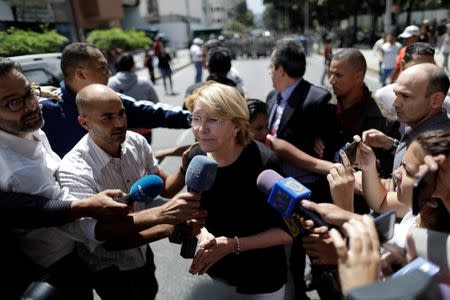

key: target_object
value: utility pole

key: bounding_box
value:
[304,0,309,34]
[384,0,392,33]
[69,0,84,42]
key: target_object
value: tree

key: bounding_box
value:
[0,26,68,56]
[229,0,254,28]
[86,28,151,53]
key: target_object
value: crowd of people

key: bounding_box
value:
[1,19,450,300]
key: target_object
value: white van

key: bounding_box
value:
[9,53,62,86]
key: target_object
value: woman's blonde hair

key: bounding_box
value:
[185,81,251,146]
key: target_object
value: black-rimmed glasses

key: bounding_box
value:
[0,87,41,112]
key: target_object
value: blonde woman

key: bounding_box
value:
[185,82,292,299]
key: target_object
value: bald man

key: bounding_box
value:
[58,84,196,300]
[375,42,450,120]
[362,63,450,216]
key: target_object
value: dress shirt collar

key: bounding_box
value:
[280,79,301,104]
[0,129,45,158]
[86,133,131,169]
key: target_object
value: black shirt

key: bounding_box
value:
[189,141,288,294]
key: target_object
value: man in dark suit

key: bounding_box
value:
[266,38,337,300]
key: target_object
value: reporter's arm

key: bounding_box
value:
[269,136,334,175]
[103,224,173,250]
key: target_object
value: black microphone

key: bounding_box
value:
[169,155,217,258]
[256,169,329,238]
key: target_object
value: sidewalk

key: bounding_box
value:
[133,49,192,80]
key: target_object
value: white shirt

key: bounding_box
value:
[381,42,402,69]
[190,44,202,62]
[58,131,159,271]
[0,129,98,267]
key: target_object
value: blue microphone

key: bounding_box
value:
[170,155,217,258]
[122,174,164,204]
[257,169,328,238]
[185,155,217,193]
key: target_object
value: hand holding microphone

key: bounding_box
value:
[120,174,164,205]
[169,155,217,259]
[256,169,329,238]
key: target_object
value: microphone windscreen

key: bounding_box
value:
[129,174,164,203]
[256,169,283,195]
[185,155,217,192]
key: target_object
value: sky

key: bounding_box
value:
[246,0,265,15]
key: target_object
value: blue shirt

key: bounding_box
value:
[41,81,191,158]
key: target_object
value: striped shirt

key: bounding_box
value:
[58,131,159,271]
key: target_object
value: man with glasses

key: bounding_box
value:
[266,38,336,300]
[0,57,203,299]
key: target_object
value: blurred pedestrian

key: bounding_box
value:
[438,24,450,71]
[380,32,401,86]
[109,52,159,103]
[158,48,175,95]
[320,37,333,86]
[190,38,204,83]
[372,32,386,82]
[144,46,156,84]
[391,25,420,82]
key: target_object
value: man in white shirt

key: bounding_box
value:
[380,32,402,86]
[58,83,190,300]
[0,58,203,299]
[190,37,204,83]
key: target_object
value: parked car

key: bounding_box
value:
[9,53,62,86]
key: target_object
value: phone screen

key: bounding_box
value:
[412,169,437,215]
[340,141,358,164]
[374,210,396,244]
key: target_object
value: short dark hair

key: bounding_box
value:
[207,46,232,76]
[404,42,435,64]
[416,129,450,158]
[332,48,367,75]
[0,57,23,78]
[115,52,135,72]
[424,64,450,97]
[246,98,267,122]
[272,39,305,78]
[61,42,99,79]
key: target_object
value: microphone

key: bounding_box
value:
[121,174,164,204]
[256,169,328,238]
[169,155,217,259]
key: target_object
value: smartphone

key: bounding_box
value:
[412,169,437,215]
[374,210,396,244]
[339,141,358,164]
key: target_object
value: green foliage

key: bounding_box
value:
[0,26,68,56]
[86,28,151,53]
[226,20,249,34]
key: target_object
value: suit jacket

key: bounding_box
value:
[266,79,335,160]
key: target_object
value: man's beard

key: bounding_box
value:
[21,107,45,132]
[0,107,44,135]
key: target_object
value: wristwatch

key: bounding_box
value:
[390,139,400,152]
